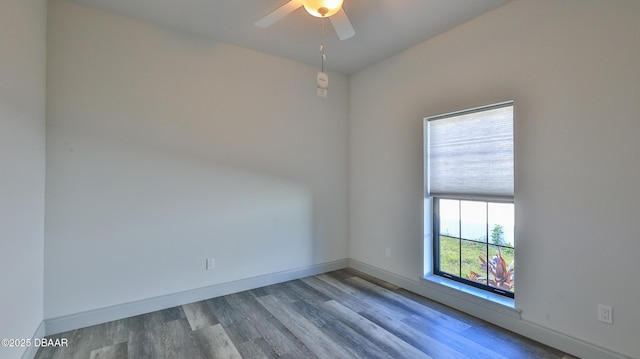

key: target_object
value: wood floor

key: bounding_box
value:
[35,269,568,359]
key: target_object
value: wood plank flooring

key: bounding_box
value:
[35,269,569,359]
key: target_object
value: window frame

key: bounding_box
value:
[425,101,515,298]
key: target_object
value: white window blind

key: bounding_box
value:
[427,102,513,199]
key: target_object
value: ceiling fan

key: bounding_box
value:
[255,0,355,40]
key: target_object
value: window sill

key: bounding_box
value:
[421,275,521,319]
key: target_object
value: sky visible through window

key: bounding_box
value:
[439,199,514,246]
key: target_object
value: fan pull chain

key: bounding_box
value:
[316,17,329,97]
[320,18,326,73]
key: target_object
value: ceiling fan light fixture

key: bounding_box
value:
[302,0,344,18]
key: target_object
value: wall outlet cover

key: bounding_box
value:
[597,304,613,324]
[206,258,215,270]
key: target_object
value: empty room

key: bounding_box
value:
[1,0,638,358]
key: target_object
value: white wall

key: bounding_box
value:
[349,0,640,357]
[0,0,47,358]
[45,0,349,319]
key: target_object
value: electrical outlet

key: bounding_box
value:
[206,258,215,270]
[385,247,391,258]
[597,304,613,324]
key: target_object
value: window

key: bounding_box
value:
[425,101,514,298]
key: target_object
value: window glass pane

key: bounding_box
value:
[439,235,460,276]
[433,197,515,297]
[461,240,486,285]
[488,202,514,247]
[460,201,486,242]
[487,244,515,292]
[439,199,459,238]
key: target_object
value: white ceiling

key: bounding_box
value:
[67,0,513,75]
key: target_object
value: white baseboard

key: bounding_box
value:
[21,320,45,359]
[44,259,348,336]
[348,259,632,359]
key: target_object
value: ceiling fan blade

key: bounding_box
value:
[255,0,304,28]
[330,7,355,40]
